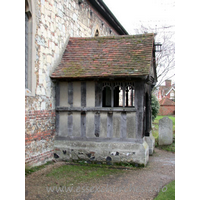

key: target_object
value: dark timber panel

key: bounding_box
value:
[68,82,73,107]
[94,113,100,137]
[55,82,60,107]
[55,82,60,135]
[95,82,102,107]
[107,113,113,138]
[81,112,86,137]
[135,81,144,138]
[56,107,136,112]
[144,85,152,136]
[81,82,86,107]
[81,82,86,137]
[68,112,73,136]
[56,113,60,135]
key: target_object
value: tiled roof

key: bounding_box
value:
[159,97,175,106]
[51,33,155,79]
[159,85,175,97]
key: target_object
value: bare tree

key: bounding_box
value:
[134,25,175,88]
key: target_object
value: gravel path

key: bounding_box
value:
[25,148,175,200]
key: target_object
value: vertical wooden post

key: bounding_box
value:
[81,82,86,107]
[68,82,73,136]
[135,81,144,139]
[81,81,86,138]
[95,82,102,107]
[107,113,113,138]
[131,89,133,106]
[68,112,73,136]
[123,83,125,107]
[95,82,101,137]
[55,82,60,135]
[94,112,100,137]
[145,90,151,136]
[149,91,152,130]
[68,82,73,107]
[55,82,60,107]
[81,112,86,137]
[126,88,128,107]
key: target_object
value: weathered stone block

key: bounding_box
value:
[47,55,52,63]
[36,36,46,46]
[54,139,149,166]
[158,117,173,145]
[145,131,155,155]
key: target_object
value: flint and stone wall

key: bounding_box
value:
[25,0,118,166]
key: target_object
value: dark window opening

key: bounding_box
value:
[102,82,134,107]
[95,29,99,37]
[102,86,111,107]
[155,43,162,52]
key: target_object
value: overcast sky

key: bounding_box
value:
[103,0,175,34]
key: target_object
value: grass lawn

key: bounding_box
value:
[154,180,175,200]
[26,162,128,186]
[152,115,175,152]
[46,163,126,186]
[25,161,53,176]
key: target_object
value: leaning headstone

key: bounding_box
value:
[158,117,173,145]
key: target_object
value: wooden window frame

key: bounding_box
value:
[25,0,36,96]
[102,82,135,108]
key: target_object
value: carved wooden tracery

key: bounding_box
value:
[102,82,135,107]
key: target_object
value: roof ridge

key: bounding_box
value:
[69,33,155,40]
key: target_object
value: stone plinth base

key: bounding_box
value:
[54,138,149,166]
[145,131,155,155]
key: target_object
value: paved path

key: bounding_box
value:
[26,148,175,200]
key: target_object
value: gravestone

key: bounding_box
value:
[158,117,173,145]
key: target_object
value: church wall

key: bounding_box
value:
[25,0,119,166]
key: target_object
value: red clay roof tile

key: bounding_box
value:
[159,97,175,106]
[51,33,155,79]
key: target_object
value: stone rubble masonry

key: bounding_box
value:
[26,0,119,166]
[54,138,149,166]
[25,149,54,167]
[25,110,56,165]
